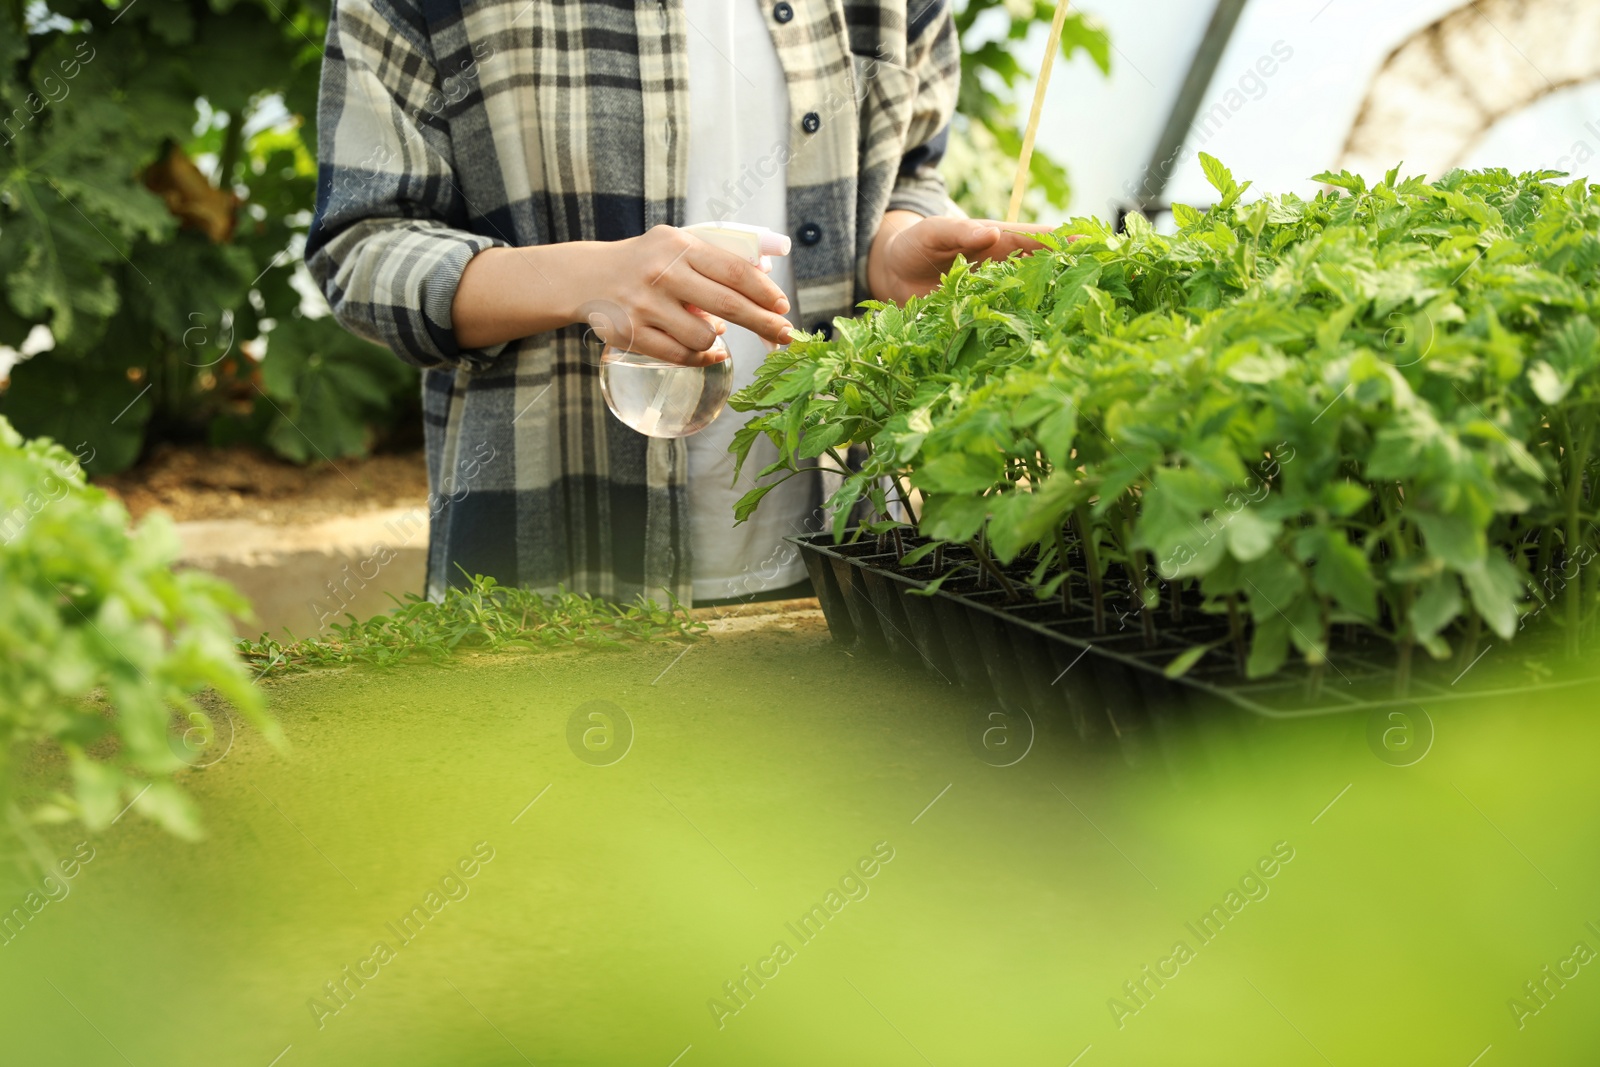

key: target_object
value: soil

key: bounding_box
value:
[93,442,429,524]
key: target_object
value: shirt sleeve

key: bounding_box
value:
[886,0,961,219]
[304,0,509,371]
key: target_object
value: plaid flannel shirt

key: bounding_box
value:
[306,0,959,603]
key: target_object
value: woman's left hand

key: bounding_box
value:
[866,210,1057,305]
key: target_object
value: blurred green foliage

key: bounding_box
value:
[0,0,415,474]
[944,0,1111,220]
[0,416,274,849]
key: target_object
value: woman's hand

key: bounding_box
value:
[866,210,1057,306]
[578,225,793,366]
[452,225,793,365]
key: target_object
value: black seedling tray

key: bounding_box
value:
[792,532,1593,745]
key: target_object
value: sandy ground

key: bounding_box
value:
[94,443,429,524]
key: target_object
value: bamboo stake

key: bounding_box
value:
[1005,0,1073,224]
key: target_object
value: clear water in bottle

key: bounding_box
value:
[597,221,788,439]
[600,343,734,439]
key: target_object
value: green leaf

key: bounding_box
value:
[1301,526,1378,620]
[733,480,785,524]
[1199,153,1238,200]
[1413,511,1486,571]
[1171,203,1204,230]
[1282,593,1327,661]
[1311,169,1367,194]
[1240,554,1303,622]
[1048,259,1102,317]
[1163,643,1211,679]
[1225,509,1279,562]
[1014,251,1057,307]
[797,421,847,460]
[1057,11,1112,75]
[1527,360,1569,405]
[1411,574,1463,641]
[920,494,989,543]
[1246,612,1289,679]
[1132,483,1204,577]
[913,450,1005,495]
[1320,481,1370,518]
[1462,553,1526,640]
[729,419,766,483]
[1225,353,1289,384]
[898,540,943,567]
[1034,403,1077,467]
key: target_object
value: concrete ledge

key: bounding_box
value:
[176,505,428,639]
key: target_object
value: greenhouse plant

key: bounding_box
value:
[732,160,1600,709]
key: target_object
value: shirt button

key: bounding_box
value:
[797,222,821,245]
[801,111,820,134]
[773,1,794,22]
[812,321,834,340]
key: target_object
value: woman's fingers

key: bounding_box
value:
[591,302,723,366]
[913,216,1004,256]
[683,242,790,313]
[971,233,1048,264]
[628,227,793,348]
[619,325,728,367]
[685,305,728,336]
[973,219,1057,234]
[963,219,1052,262]
[655,301,725,354]
[673,271,793,346]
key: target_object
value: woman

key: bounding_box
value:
[307,0,1045,605]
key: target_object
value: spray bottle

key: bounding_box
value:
[600,222,792,439]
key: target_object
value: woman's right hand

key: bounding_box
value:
[578,225,794,366]
[451,227,794,360]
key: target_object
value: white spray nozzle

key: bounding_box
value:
[685,221,791,262]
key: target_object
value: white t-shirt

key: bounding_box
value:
[682,0,817,601]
